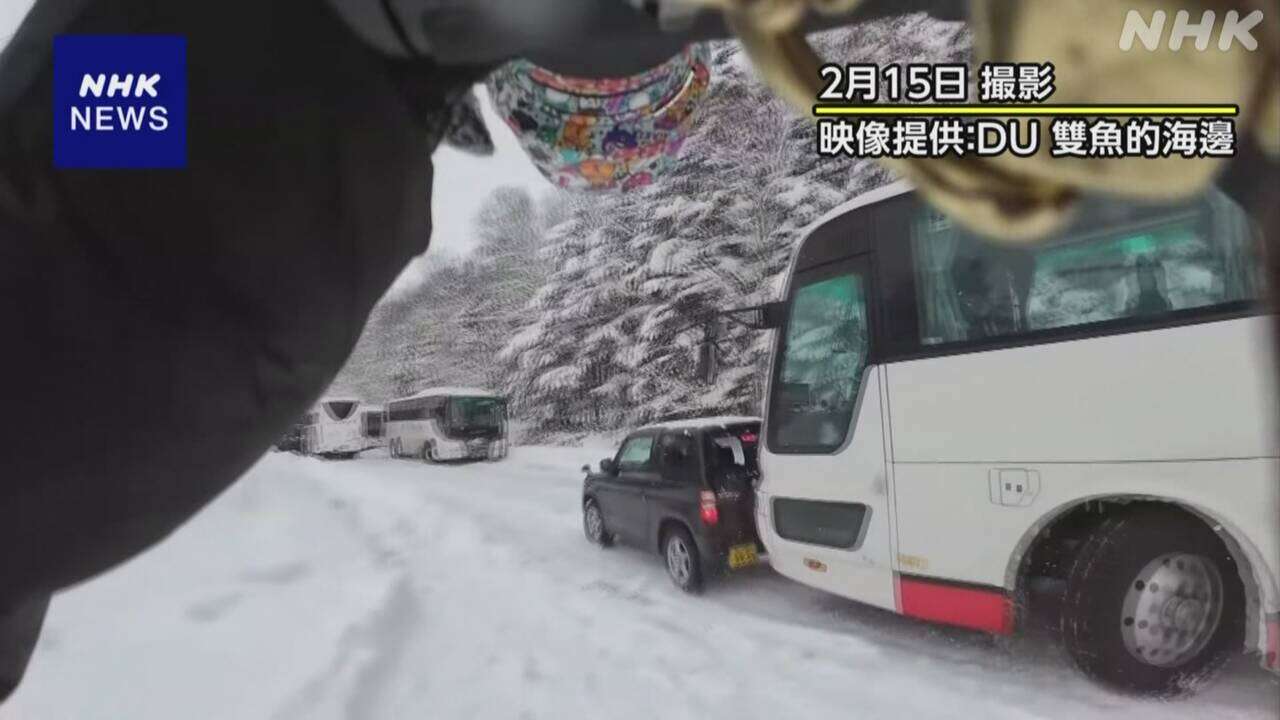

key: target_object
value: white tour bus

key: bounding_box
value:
[385,387,509,462]
[754,179,1278,694]
[300,397,372,459]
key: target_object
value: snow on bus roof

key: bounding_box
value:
[390,386,503,401]
[638,415,761,431]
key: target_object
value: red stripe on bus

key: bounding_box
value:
[898,576,1014,635]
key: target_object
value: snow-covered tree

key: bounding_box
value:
[331,187,561,401]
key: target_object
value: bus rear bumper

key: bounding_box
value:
[435,440,505,461]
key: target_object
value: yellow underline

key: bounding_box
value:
[811,104,1239,117]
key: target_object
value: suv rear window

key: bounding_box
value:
[704,424,760,491]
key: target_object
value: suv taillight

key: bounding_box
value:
[699,490,718,525]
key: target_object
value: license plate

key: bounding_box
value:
[728,543,758,569]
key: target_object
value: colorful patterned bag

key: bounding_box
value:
[487,44,711,192]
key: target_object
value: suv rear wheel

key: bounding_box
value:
[663,526,703,594]
[1060,505,1243,696]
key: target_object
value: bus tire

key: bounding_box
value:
[1059,505,1243,697]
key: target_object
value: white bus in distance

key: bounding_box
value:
[385,387,509,462]
[753,179,1278,695]
[300,397,372,459]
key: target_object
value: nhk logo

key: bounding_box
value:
[54,35,187,168]
[1119,9,1265,51]
[73,73,169,131]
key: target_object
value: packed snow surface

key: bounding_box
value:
[5,445,1277,720]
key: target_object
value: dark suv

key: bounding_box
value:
[581,417,764,593]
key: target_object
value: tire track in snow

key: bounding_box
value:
[268,460,427,720]
[303,457,734,719]
[269,576,419,720]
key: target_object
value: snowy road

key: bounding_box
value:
[5,446,1278,720]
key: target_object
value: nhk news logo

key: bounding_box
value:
[53,35,187,169]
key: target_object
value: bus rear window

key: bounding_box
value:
[911,188,1262,346]
[769,272,869,453]
[448,397,504,429]
[323,401,357,421]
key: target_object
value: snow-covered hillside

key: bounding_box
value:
[5,448,1276,720]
